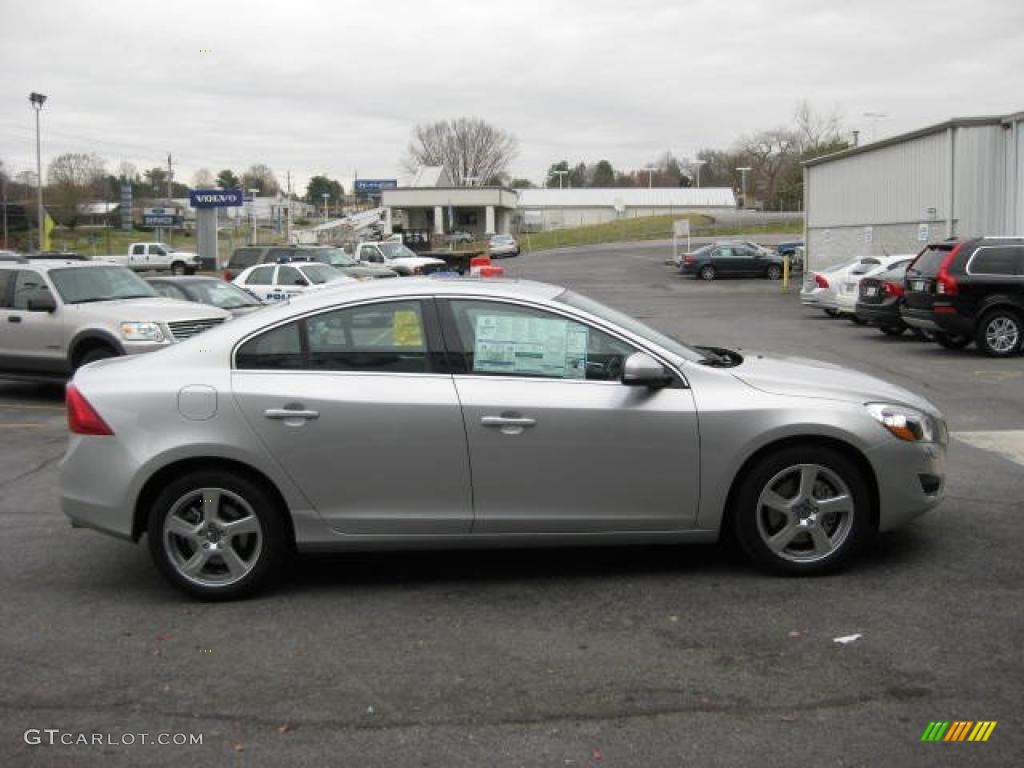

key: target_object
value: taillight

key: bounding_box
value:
[222,270,231,281]
[935,243,963,295]
[814,273,829,289]
[882,281,904,298]
[66,384,114,436]
[684,255,695,265]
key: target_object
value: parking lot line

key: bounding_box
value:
[953,430,1024,467]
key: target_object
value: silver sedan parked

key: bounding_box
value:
[60,279,948,599]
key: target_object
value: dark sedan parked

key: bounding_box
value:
[680,243,784,281]
[146,276,267,317]
[854,261,925,337]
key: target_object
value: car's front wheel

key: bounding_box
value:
[766,264,782,280]
[147,471,288,600]
[975,309,1022,357]
[732,446,871,575]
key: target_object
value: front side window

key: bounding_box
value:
[308,301,428,373]
[277,266,305,286]
[448,300,634,381]
[245,266,275,286]
[12,270,55,309]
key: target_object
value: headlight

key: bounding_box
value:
[120,321,165,342]
[412,266,425,275]
[866,403,945,444]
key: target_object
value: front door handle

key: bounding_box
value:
[264,408,320,421]
[481,415,536,428]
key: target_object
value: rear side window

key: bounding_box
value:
[230,248,261,268]
[277,266,304,285]
[236,322,304,369]
[969,246,1022,276]
[907,246,954,276]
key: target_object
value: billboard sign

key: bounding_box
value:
[189,189,245,207]
[143,214,178,227]
[354,179,398,195]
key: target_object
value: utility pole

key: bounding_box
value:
[736,167,751,209]
[165,152,174,245]
[29,92,46,252]
[2,173,8,249]
[285,170,292,244]
[553,169,568,189]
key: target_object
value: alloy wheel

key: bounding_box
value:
[754,464,855,564]
[985,316,1020,355]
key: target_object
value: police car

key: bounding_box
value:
[231,261,357,303]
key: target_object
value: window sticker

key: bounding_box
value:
[473,314,587,378]
[392,309,424,347]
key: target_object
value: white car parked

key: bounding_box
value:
[834,255,917,320]
[232,261,356,303]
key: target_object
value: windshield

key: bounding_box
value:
[313,248,358,267]
[50,266,158,303]
[379,243,418,260]
[556,289,707,363]
[300,264,345,284]
[906,245,954,276]
[184,280,263,309]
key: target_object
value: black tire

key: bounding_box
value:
[74,345,118,370]
[699,265,716,281]
[185,266,197,275]
[823,309,839,318]
[933,331,972,350]
[147,470,288,600]
[170,261,187,276]
[732,445,871,575]
[879,324,906,336]
[974,308,1023,358]
[910,328,933,341]
[766,264,782,281]
[847,315,869,326]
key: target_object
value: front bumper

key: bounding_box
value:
[865,435,946,531]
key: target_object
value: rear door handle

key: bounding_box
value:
[264,408,320,420]
[481,416,536,428]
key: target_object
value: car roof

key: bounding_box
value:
[146,275,222,283]
[0,259,122,270]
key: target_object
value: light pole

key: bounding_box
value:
[644,167,655,188]
[29,92,46,252]
[552,170,568,189]
[247,187,260,244]
[321,192,330,224]
[735,167,751,209]
[691,160,706,188]
[863,112,887,142]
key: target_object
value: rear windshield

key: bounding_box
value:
[907,245,954,277]
[877,262,910,280]
[850,258,882,276]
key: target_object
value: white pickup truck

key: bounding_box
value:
[350,241,447,276]
[99,242,201,275]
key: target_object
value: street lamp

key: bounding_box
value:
[247,187,260,244]
[863,112,888,142]
[690,160,707,188]
[552,170,568,189]
[321,192,330,224]
[29,92,46,252]
[735,167,751,209]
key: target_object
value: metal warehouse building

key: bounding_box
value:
[804,110,1024,270]
[515,187,736,231]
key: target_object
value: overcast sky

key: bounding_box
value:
[1,0,1022,193]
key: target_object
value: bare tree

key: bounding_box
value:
[241,164,280,195]
[404,117,519,186]
[735,129,799,210]
[191,168,214,188]
[47,153,107,226]
[793,100,845,153]
[117,160,138,183]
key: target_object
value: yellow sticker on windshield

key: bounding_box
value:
[392,309,424,347]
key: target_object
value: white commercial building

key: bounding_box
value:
[804,110,1024,271]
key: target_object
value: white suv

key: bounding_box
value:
[0,259,230,381]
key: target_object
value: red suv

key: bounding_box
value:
[901,237,1024,357]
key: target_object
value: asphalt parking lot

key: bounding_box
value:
[2,242,1022,767]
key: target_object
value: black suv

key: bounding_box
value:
[901,237,1024,357]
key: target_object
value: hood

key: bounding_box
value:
[69,297,231,322]
[729,352,938,414]
[339,264,399,278]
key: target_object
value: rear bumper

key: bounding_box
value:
[901,307,974,336]
[855,302,902,327]
[800,291,837,309]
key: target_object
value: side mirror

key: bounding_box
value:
[27,294,57,313]
[621,352,673,389]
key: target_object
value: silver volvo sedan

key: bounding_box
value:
[59,278,948,599]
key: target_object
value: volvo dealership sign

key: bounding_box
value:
[189,189,245,207]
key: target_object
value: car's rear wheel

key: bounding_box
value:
[732,446,871,575]
[823,308,839,318]
[847,314,869,326]
[170,261,187,276]
[766,264,782,280]
[147,471,288,600]
[699,265,716,281]
[880,324,906,336]
[975,309,1022,358]
[933,331,972,350]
